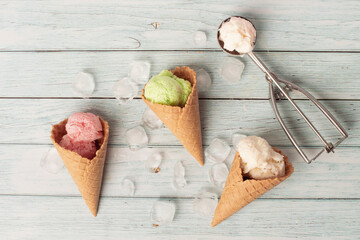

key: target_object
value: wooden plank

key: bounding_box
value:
[0,0,359,51]
[0,99,356,146]
[1,145,359,199]
[0,51,359,99]
[2,195,359,239]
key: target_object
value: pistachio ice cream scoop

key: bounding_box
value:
[144,70,192,107]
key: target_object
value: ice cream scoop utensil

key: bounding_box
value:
[217,16,348,163]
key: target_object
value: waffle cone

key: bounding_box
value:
[211,148,294,227]
[141,66,204,166]
[50,117,109,217]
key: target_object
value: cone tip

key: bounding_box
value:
[90,208,98,217]
[194,152,204,166]
[211,219,219,227]
[198,159,204,166]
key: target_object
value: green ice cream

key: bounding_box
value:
[144,70,192,107]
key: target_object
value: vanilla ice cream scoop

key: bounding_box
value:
[218,16,256,54]
[237,136,285,180]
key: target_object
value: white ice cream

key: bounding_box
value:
[237,136,285,180]
[219,17,256,54]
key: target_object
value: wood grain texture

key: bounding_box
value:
[0,99,356,146]
[1,145,359,198]
[1,0,359,238]
[0,51,359,99]
[2,195,359,239]
[0,0,359,51]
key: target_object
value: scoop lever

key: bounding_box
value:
[248,52,348,163]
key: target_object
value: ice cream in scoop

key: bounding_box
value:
[218,16,256,54]
[237,136,285,180]
[144,70,192,107]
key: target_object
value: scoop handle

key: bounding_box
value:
[247,52,348,163]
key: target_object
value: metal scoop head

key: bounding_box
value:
[217,16,257,56]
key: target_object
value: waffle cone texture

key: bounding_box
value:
[211,148,294,227]
[50,117,109,217]
[141,66,204,166]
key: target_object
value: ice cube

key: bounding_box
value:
[205,138,231,163]
[193,31,207,46]
[150,201,176,227]
[173,176,187,190]
[220,57,245,83]
[192,190,218,218]
[142,107,163,130]
[232,133,247,149]
[172,160,187,190]
[129,61,151,84]
[125,125,149,151]
[121,178,135,196]
[40,147,64,174]
[224,148,236,169]
[145,152,162,173]
[209,163,229,189]
[173,160,185,177]
[112,77,139,104]
[195,68,212,92]
[72,71,95,97]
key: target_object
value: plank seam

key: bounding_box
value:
[1,97,360,101]
[0,194,359,200]
[0,50,360,53]
[0,143,359,148]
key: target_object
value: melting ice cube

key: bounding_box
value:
[121,178,135,196]
[72,71,95,97]
[126,125,149,151]
[220,57,245,83]
[112,77,139,104]
[40,147,64,174]
[142,107,163,130]
[129,61,151,84]
[145,152,162,173]
[232,133,247,149]
[150,201,176,226]
[205,138,231,163]
[193,31,207,46]
[195,68,212,92]
[172,160,187,190]
[209,163,229,189]
[193,190,218,218]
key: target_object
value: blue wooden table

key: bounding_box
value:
[1,1,359,239]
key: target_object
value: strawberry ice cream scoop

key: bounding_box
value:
[60,134,97,159]
[66,112,103,141]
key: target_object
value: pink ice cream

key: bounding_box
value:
[66,112,103,142]
[60,134,97,159]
